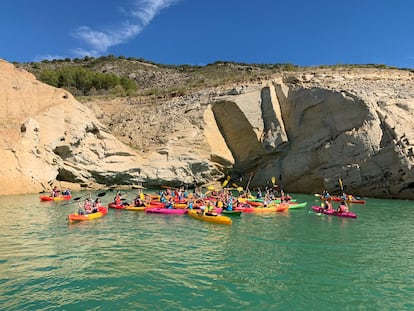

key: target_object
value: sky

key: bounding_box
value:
[1,0,414,68]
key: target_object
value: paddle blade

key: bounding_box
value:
[222,180,229,187]
[72,196,82,201]
[271,176,276,185]
[339,178,343,191]
[207,185,215,191]
[97,192,106,197]
[237,187,243,192]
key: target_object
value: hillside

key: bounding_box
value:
[16,56,405,99]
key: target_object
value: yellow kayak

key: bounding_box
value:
[123,205,146,211]
[68,207,108,223]
[187,210,232,225]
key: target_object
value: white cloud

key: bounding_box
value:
[35,54,68,62]
[72,0,179,56]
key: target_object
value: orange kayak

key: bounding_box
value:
[235,203,289,213]
[68,207,108,222]
[40,195,72,202]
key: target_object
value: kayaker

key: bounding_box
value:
[322,189,331,199]
[134,192,145,207]
[160,192,167,203]
[78,198,92,215]
[92,198,102,213]
[216,198,224,209]
[186,197,194,210]
[337,200,349,213]
[326,200,333,211]
[114,192,122,206]
[226,199,233,211]
[51,186,60,197]
[165,197,174,209]
[62,188,71,195]
[205,200,217,216]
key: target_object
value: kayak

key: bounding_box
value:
[247,198,296,205]
[68,207,108,222]
[235,203,289,213]
[108,203,127,209]
[145,207,187,215]
[320,196,366,204]
[123,205,146,211]
[311,206,357,218]
[221,210,242,216]
[187,210,232,225]
[146,201,165,207]
[288,202,307,209]
[40,195,72,202]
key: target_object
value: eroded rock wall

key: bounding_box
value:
[208,70,414,199]
[2,58,414,199]
[0,60,146,195]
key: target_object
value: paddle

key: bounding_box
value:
[271,176,276,187]
[245,172,254,194]
[222,175,231,188]
[62,191,106,206]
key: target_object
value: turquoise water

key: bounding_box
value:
[0,191,413,310]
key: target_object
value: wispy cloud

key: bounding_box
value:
[72,0,179,57]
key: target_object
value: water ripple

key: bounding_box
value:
[0,193,412,310]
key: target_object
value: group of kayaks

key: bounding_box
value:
[41,190,362,224]
[63,194,312,225]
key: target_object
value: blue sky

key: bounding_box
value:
[1,0,413,68]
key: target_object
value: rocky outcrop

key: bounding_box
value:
[208,70,414,199]
[0,59,147,195]
[2,59,414,199]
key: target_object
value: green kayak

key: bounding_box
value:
[221,210,242,216]
[287,202,307,209]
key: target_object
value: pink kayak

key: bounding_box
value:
[311,206,357,218]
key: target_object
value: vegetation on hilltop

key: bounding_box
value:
[14,55,406,99]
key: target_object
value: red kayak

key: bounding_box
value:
[108,202,127,209]
[320,195,365,204]
[312,206,357,218]
[40,195,72,202]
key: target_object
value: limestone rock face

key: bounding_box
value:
[2,59,414,199]
[211,70,414,199]
[0,59,146,195]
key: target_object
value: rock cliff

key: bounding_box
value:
[0,59,146,195]
[2,59,414,199]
